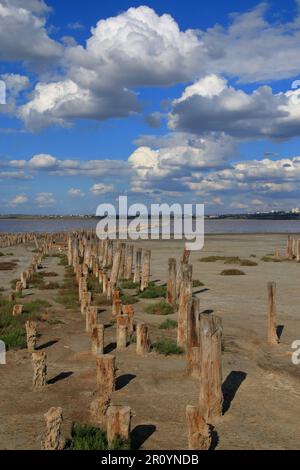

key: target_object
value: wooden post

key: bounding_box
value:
[133,248,142,286]
[186,298,200,377]
[106,405,131,445]
[96,354,116,396]
[110,244,122,287]
[32,351,47,390]
[117,324,128,349]
[176,249,191,300]
[86,306,98,333]
[140,249,151,291]
[177,264,193,349]
[198,314,223,421]
[124,244,134,280]
[112,289,122,317]
[41,407,63,450]
[166,258,177,307]
[297,239,300,262]
[136,323,151,355]
[186,406,211,450]
[25,321,37,352]
[12,304,23,316]
[267,282,278,344]
[91,324,104,355]
[122,304,134,335]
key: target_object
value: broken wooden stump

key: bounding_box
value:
[136,323,151,355]
[106,405,131,445]
[91,324,104,356]
[186,405,211,450]
[122,304,134,335]
[12,304,23,316]
[32,351,47,390]
[267,282,279,345]
[140,250,151,291]
[15,281,23,293]
[96,354,116,396]
[198,314,223,421]
[41,407,63,450]
[86,306,98,333]
[117,324,128,349]
[112,289,122,317]
[25,320,37,352]
[90,395,111,425]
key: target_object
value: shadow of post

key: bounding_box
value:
[222,370,247,414]
[131,424,156,449]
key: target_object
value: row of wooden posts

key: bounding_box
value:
[8,230,282,450]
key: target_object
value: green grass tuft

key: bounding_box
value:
[220,269,245,276]
[118,280,139,289]
[69,424,130,450]
[153,338,183,355]
[144,301,174,316]
[159,319,178,330]
[139,283,166,299]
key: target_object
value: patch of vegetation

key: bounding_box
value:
[0,261,17,271]
[159,319,178,330]
[68,424,130,450]
[0,296,49,350]
[43,281,60,289]
[47,318,64,325]
[199,255,226,262]
[261,255,283,262]
[239,259,258,266]
[22,299,51,315]
[57,268,79,310]
[139,283,166,299]
[58,254,68,266]
[130,333,137,343]
[192,280,204,288]
[223,256,241,265]
[144,301,174,316]
[120,293,138,304]
[0,252,4,256]
[152,338,183,356]
[87,273,103,294]
[43,271,59,277]
[118,279,139,289]
[220,269,245,276]
[250,254,256,258]
[91,293,111,306]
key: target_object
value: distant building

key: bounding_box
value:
[291,208,300,214]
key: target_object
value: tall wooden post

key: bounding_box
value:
[267,282,278,345]
[124,244,134,280]
[177,264,193,349]
[133,248,142,285]
[198,314,223,421]
[140,249,151,292]
[91,324,104,355]
[106,406,131,445]
[96,354,116,396]
[166,258,177,307]
[136,323,151,355]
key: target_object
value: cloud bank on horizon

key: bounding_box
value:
[1,0,300,214]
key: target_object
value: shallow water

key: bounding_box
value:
[1,218,300,234]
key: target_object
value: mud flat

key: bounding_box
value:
[0,232,300,450]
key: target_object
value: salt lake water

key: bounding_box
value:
[1,218,300,234]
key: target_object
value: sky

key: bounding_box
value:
[0,0,300,215]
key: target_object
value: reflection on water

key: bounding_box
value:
[0,218,300,234]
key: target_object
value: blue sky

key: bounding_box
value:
[1,0,300,214]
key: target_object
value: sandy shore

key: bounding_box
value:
[0,233,300,450]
